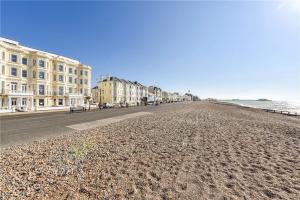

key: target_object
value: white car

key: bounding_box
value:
[16,106,28,112]
[103,103,113,109]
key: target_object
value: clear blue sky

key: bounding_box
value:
[1,1,299,101]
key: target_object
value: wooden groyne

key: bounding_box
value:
[264,109,299,116]
[210,101,300,117]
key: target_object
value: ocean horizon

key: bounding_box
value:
[220,99,300,114]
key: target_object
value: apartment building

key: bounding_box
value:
[148,86,162,102]
[162,91,171,103]
[91,86,100,103]
[0,38,92,113]
[97,75,148,106]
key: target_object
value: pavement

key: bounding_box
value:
[0,103,186,148]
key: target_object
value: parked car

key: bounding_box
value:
[70,106,85,113]
[102,103,113,109]
[16,106,27,112]
[120,103,127,108]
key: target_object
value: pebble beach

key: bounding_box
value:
[1,102,300,199]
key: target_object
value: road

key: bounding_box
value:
[0,103,184,148]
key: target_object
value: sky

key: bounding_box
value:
[1,1,299,101]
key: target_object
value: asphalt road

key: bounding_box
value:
[0,103,184,148]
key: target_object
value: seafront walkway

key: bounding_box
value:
[0,103,186,148]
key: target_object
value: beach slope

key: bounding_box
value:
[1,102,299,199]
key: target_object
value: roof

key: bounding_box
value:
[101,76,147,87]
[0,37,91,68]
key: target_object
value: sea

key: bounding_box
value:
[220,100,300,114]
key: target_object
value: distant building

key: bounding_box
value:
[96,75,148,106]
[148,86,162,102]
[184,93,193,101]
[162,91,170,103]
[91,86,100,103]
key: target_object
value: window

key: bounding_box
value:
[39,85,45,95]
[80,88,83,94]
[80,70,83,75]
[2,65,5,75]
[2,52,5,60]
[53,75,56,81]
[74,69,77,74]
[80,79,83,84]
[22,70,27,78]
[71,98,75,106]
[84,79,88,85]
[22,58,27,65]
[69,77,73,83]
[39,71,45,79]
[22,98,27,106]
[84,89,88,96]
[58,86,64,95]
[22,84,27,93]
[58,75,64,82]
[11,98,17,106]
[69,87,73,94]
[58,65,64,72]
[85,71,88,76]
[11,82,17,92]
[33,59,36,66]
[33,71,36,78]
[11,54,17,63]
[39,99,44,106]
[58,99,63,106]
[69,68,73,74]
[11,67,17,76]
[74,78,77,84]
[39,60,45,67]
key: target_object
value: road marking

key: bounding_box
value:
[67,112,152,130]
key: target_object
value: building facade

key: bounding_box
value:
[96,75,148,106]
[148,86,162,102]
[0,38,92,113]
[91,86,100,103]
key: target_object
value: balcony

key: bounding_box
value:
[4,89,34,96]
[66,93,84,97]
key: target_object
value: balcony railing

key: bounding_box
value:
[2,89,34,96]
[66,92,84,97]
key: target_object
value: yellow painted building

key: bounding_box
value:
[0,37,92,113]
[97,75,148,106]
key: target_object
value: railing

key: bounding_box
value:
[33,91,52,96]
[66,93,84,97]
[2,90,34,96]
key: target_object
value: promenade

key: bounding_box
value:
[0,103,180,148]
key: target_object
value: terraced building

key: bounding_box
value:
[0,37,92,113]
